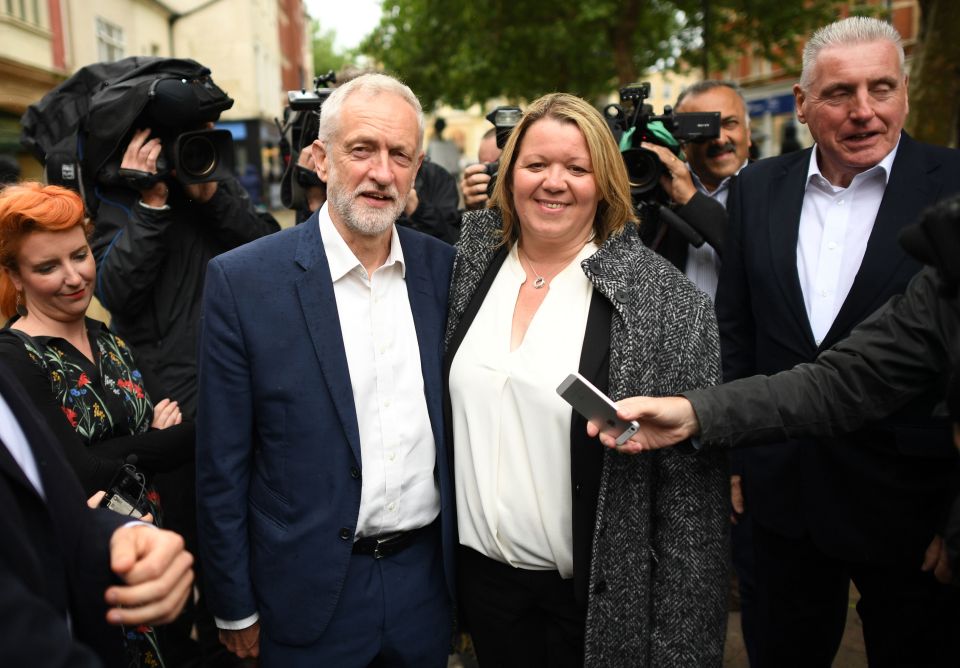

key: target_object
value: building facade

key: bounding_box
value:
[3,0,312,203]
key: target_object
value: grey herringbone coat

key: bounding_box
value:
[445,209,729,667]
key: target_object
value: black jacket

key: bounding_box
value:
[91,178,279,418]
[0,359,128,667]
[716,133,960,564]
[652,190,728,270]
[686,267,960,569]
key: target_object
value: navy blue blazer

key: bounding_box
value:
[717,132,960,564]
[196,214,456,645]
[0,359,127,666]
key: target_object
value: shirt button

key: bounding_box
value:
[383,400,391,408]
[339,528,351,540]
[387,502,396,512]
[820,289,828,298]
[827,242,838,251]
[350,466,360,479]
[837,199,845,205]
[388,452,396,462]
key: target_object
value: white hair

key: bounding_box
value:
[317,73,424,147]
[799,16,904,90]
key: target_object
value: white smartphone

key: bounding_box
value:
[556,372,640,447]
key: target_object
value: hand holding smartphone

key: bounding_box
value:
[556,372,639,446]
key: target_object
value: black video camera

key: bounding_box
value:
[482,105,523,198]
[278,71,336,213]
[605,82,720,247]
[605,82,720,202]
[110,76,236,190]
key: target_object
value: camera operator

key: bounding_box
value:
[644,80,752,300]
[92,126,279,420]
[459,128,502,211]
[91,117,278,667]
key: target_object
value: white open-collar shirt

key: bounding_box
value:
[449,241,598,578]
[318,204,440,538]
[798,141,899,345]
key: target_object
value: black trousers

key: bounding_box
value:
[458,546,585,668]
[751,521,960,668]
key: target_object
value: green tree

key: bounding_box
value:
[311,19,352,77]
[360,0,843,109]
[906,0,960,147]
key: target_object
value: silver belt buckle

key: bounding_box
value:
[373,534,397,559]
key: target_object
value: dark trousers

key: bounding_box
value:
[260,523,451,668]
[458,546,585,668]
[751,521,960,668]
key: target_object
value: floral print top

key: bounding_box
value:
[6,318,154,445]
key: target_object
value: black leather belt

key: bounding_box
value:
[352,524,429,559]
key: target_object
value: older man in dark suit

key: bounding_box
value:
[196,73,455,667]
[717,16,960,667]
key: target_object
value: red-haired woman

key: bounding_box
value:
[0,182,193,664]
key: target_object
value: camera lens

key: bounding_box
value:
[179,134,218,178]
[621,148,663,195]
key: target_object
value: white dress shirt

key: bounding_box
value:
[684,162,745,300]
[318,204,440,538]
[797,142,899,345]
[449,241,597,578]
[0,392,44,496]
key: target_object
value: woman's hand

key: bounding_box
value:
[151,398,182,430]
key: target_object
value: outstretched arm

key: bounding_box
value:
[590,267,954,452]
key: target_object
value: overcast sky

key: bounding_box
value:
[304,0,383,51]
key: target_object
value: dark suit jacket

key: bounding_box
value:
[717,132,960,565]
[0,360,127,667]
[654,190,728,271]
[196,214,456,646]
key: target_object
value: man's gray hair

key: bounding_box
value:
[799,16,904,90]
[675,80,746,110]
[317,73,424,146]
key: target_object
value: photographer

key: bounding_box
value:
[459,128,502,210]
[92,126,279,420]
[644,80,751,300]
[396,157,461,243]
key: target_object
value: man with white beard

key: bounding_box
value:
[195,73,457,667]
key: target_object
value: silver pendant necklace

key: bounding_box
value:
[519,248,547,289]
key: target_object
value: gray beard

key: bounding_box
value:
[328,183,405,237]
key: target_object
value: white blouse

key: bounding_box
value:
[449,241,598,577]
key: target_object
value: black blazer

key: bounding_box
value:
[0,360,127,666]
[717,132,960,564]
[653,189,729,270]
[443,245,611,605]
